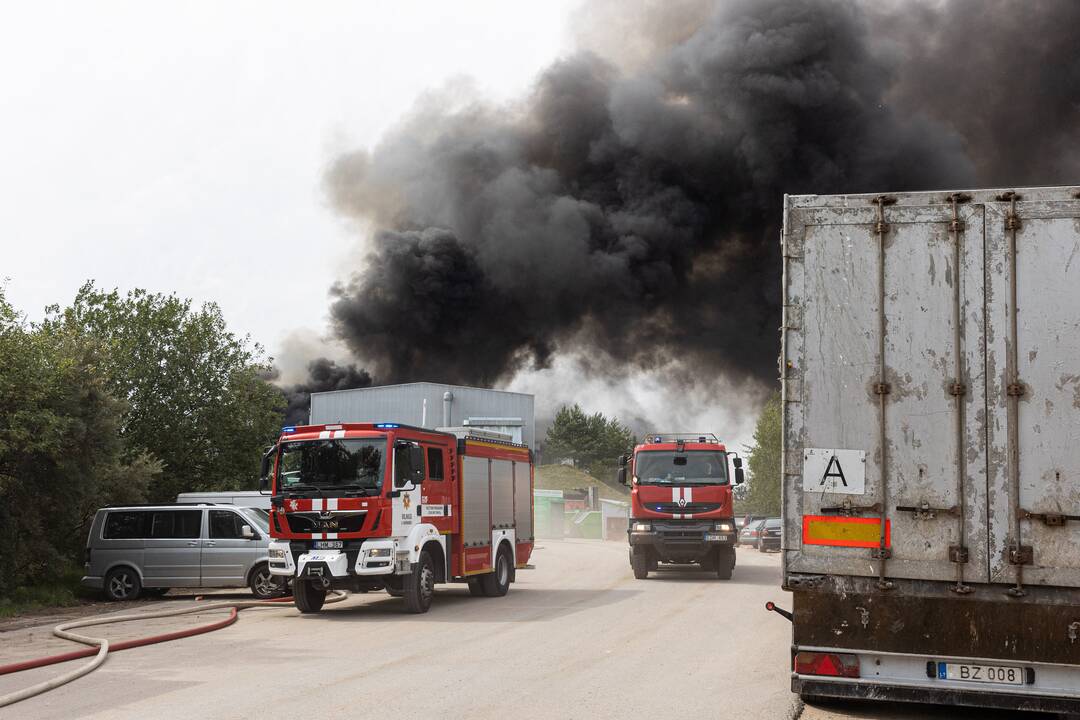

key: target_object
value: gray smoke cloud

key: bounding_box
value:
[317,0,1079,392]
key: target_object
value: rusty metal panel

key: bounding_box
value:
[985,199,1080,588]
[783,195,989,583]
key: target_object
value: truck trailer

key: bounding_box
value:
[618,433,744,579]
[779,185,1080,712]
[263,422,534,614]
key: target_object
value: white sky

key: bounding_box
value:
[0,0,576,346]
[0,0,758,450]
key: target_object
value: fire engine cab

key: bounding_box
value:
[261,423,534,614]
[617,433,744,579]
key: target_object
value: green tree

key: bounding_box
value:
[745,391,782,516]
[42,282,285,502]
[544,404,635,473]
[0,290,158,592]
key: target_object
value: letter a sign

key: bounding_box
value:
[802,448,866,495]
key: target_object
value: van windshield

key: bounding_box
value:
[635,450,728,485]
[276,437,387,493]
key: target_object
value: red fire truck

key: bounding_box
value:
[261,422,534,614]
[617,433,744,579]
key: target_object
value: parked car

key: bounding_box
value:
[82,503,284,601]
[756,517,781,552]
[738,518,765,547]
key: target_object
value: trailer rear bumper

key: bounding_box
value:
[795,676,1080,714]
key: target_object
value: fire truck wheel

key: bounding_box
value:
[386,587,404,597]
[631,549,649,579]
[105,567,141,601]
[294,579,327,613]
[715,547,734,580]
[468,579,485,596]
[481,546,512,597]
[403,550,436,613]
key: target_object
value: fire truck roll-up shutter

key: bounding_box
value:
[491,460,514,530]
[462,456,491,547]
[513,462,532,541]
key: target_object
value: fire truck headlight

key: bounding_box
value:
[714,522,733,532]
[268,547,287,560]
[632,522,652,532]
[367,547,392,558]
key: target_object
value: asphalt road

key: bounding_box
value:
[0,540,1059,719]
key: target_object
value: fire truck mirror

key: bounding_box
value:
[616,467,628,486]
[734,467,745,485]
[258,445,275,494]
[732,456,743,469]
[618,453,629,468]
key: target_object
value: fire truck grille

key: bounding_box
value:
[651,522,713,542]
[650,502,721,514]
[285,513,366,534]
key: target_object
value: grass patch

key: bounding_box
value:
[535,464,629,501]
[0,568,87,618]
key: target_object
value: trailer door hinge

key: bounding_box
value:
[948,545,969,564]
[1022,510,1080,526]
[896,502,959,521]
[1009,545,1034,565]
[820,501,882,517]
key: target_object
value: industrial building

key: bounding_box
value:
[308,382,535,448]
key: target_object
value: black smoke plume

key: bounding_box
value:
[320,0,1079,390]
[281,358,372,425]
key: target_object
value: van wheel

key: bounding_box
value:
[293,579,326,613]
[403,550,436,613]
[105,567,141,601]
[631,549,649,579]
[716,547,734,580]
[249,564,283,599]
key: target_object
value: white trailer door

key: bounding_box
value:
[985,196,1080,588]
[783,196,990,583]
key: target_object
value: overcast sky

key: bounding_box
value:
[0,1,757,449]
[0,0,576,346]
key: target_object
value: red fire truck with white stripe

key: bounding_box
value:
[617,433,744,579]
[261,422,534,614]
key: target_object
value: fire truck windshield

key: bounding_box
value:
[276,437,386,493]
[635,450,728,485]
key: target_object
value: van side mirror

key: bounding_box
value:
[616,467,628,486]
[241,525,255,539]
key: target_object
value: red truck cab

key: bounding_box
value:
[617,433,744,579]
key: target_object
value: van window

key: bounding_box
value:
[149,510,202,539]
[427,448,444,481]
[210,510,250,539]
[104,511,148,539]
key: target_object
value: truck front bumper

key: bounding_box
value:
[629,521,735,562]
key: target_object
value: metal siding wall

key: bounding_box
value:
[310,382,536,447]
[462,456,491,546]
[514,463,533,540]
[491,460,514,529]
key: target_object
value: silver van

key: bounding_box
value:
[81,503,284,600]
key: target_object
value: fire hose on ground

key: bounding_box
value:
[0,592,347,708]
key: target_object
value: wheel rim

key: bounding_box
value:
[420,562,435,603]
[254,569,276,597]
[110,572,133,599]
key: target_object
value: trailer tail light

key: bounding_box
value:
[794,651,860,678]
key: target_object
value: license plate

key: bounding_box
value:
[939,662,1024,685]
[314,541,343,550]
[705,533,730,542]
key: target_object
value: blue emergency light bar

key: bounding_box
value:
[375,423,400,429]
[282,426,296,433]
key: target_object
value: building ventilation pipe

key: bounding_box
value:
[442,391,453,427]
